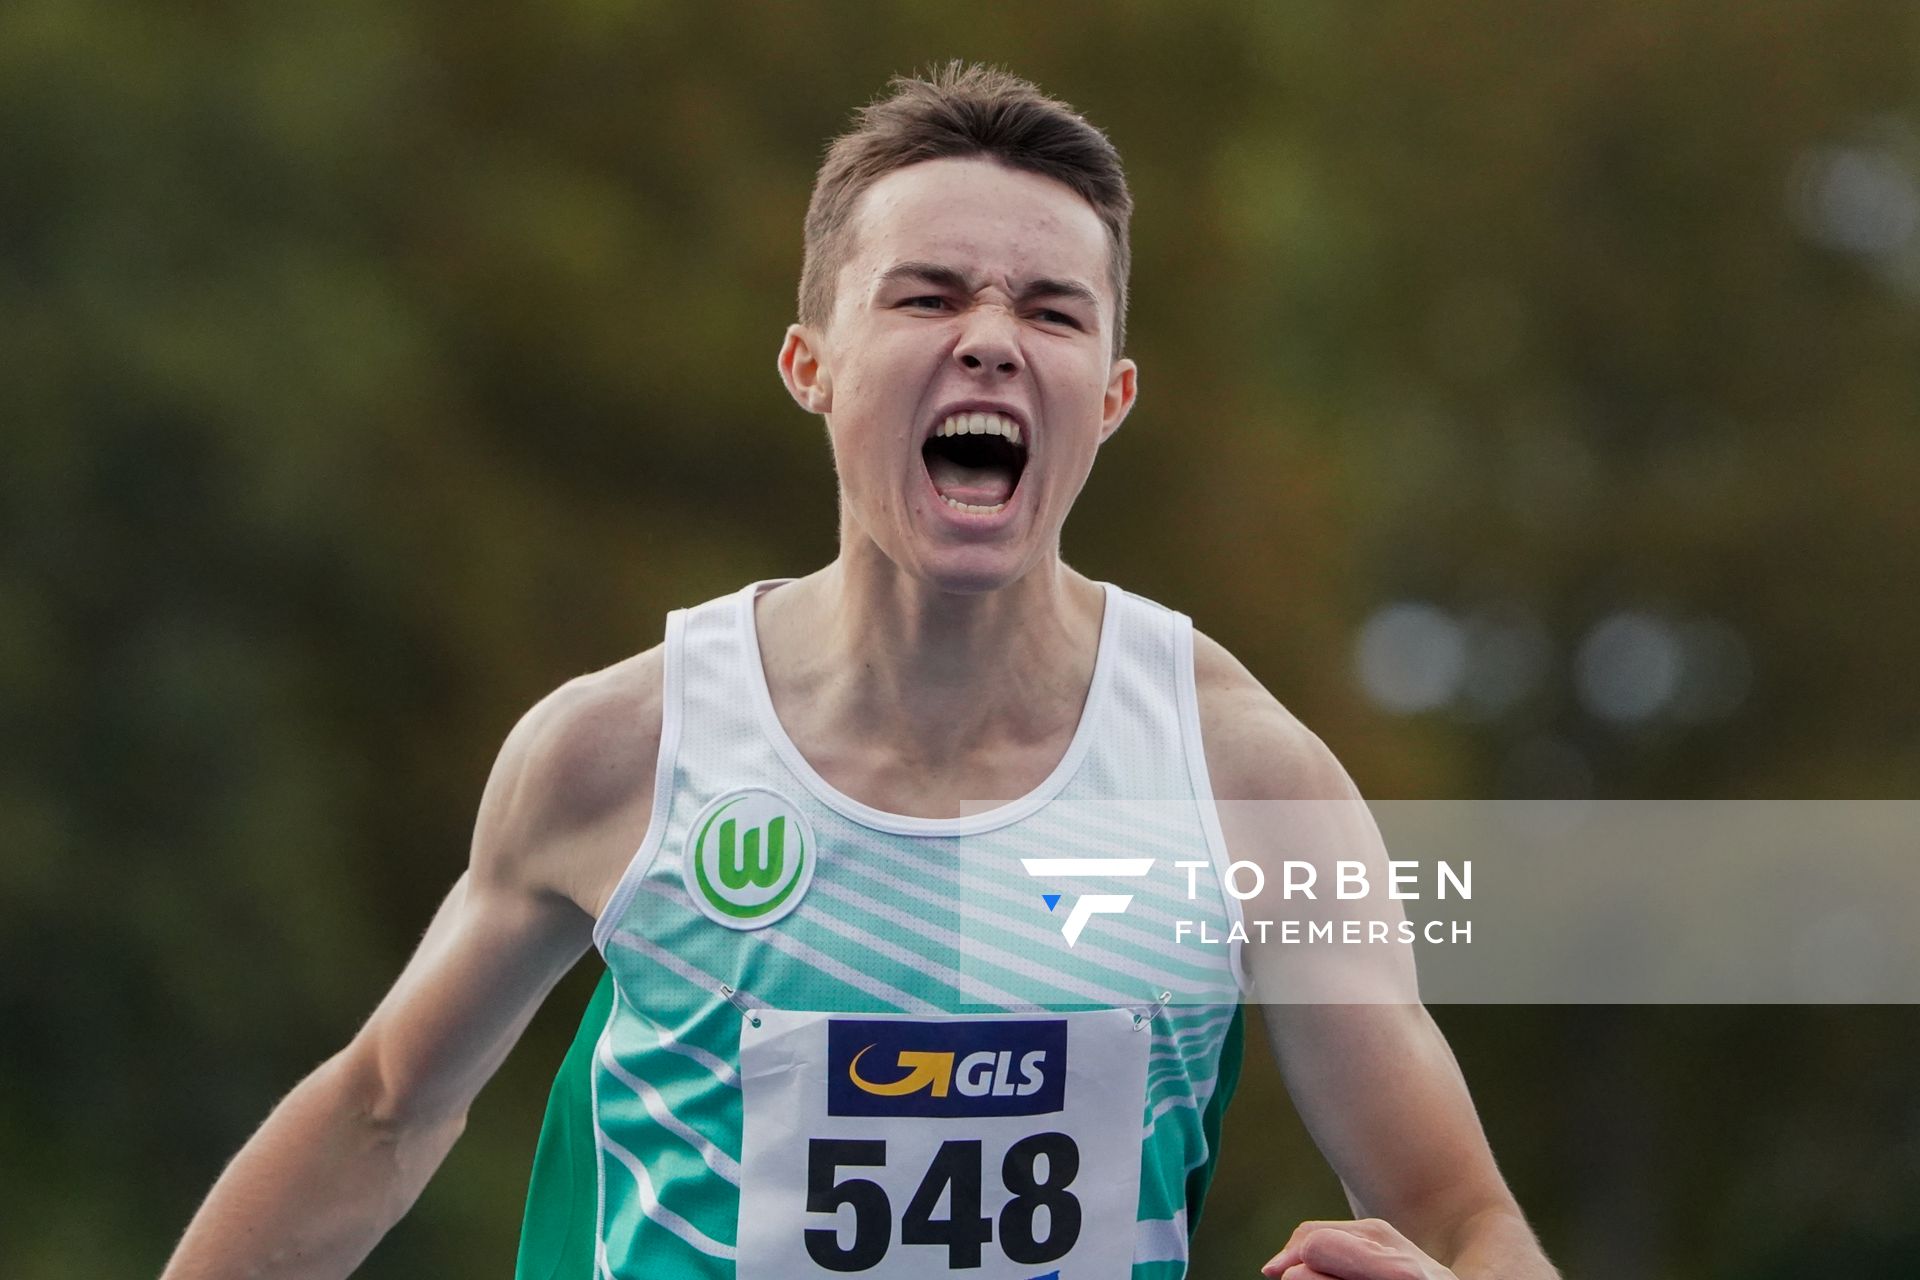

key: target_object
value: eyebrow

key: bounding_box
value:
[875,261,1101,312]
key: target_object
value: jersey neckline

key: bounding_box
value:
[735,578,1121,836]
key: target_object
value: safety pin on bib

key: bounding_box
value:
[719,982,762,1029]
[1132,989,1173,1031]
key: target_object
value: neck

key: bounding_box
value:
[753,553,1107,770]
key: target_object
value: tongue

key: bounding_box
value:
[926,454,1017,507]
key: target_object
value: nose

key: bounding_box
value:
[952,306,1023,377]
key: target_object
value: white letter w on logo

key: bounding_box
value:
[1021,858,1155,947]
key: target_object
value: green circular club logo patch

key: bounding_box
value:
[683,788,815,930]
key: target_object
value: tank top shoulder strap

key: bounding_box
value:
[1067,586,1250,993]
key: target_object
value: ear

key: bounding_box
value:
[777,324,833,415]
[1097,357,1138,443]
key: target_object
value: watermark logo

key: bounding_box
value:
[1021,857,1154,946]
[683,788,815,930]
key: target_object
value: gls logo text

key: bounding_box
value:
[1021,857,1155,946]
[826,1018,1068,1118]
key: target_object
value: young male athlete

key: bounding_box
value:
[164,64,1557,1279]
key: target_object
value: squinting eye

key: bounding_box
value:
[1038,310,1081,328]
[903,296,950,310]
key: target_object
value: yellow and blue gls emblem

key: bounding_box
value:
[826,1018,1068,1119]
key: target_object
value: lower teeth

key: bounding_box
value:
[942,495,1006,514]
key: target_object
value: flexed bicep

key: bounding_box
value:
[160,658,661,1280]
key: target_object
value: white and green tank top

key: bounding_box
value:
[580,580,1248,1278]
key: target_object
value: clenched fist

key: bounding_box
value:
[1262,1217,1455,1280]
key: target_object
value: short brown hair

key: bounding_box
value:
[799,61,1134,357]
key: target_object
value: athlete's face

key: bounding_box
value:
[779,157,1137,594]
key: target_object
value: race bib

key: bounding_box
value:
[737,1009,1149,1277]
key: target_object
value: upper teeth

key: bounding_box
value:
[934,412,1023,446]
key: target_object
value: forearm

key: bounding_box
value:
[1443,1206,1560,1280]
[162,1051,464,1280]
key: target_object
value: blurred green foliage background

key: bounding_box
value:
[3,2,1918,1276]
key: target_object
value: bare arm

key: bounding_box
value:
[1192,632,1557,1280]
[162,656,662,1279]
[1256,1000,1553,1279]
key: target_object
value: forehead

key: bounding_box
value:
[842,156,1111,300]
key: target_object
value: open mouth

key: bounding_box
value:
[921,412,1029,515]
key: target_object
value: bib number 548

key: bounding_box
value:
[803,1133,1082,1272]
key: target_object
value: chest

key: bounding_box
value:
[615,788,1237,1022]
[791,735,1075,822]
[580,740,1076,922]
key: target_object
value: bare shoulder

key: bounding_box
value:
[472,644,667,917]
[1193,630,1411,1004]
[1191,626,1357,803]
